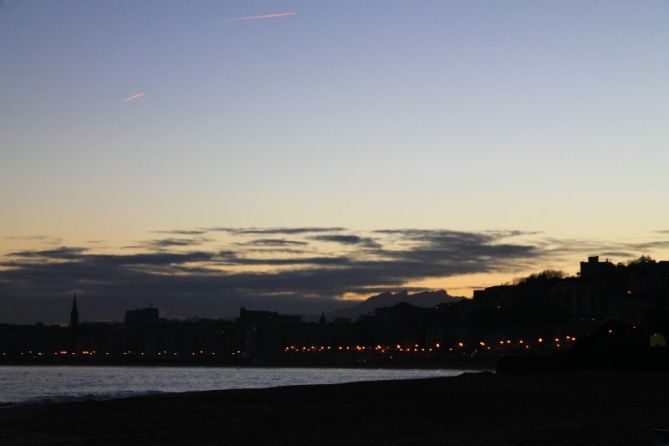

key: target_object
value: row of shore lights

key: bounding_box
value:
[284,344,438,354]
[284,336,578,354]
[2,336,580,358]
[5,350,221,357]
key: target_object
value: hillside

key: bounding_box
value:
[327,290,463,321]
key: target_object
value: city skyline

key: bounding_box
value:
[3,254,667,365]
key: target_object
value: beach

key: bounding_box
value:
[1,371,668,445]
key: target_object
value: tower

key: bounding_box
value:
[70,293,79,329]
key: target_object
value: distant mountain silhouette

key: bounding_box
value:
[328,290,464,322]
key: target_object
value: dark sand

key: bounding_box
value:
[2,371,669,445]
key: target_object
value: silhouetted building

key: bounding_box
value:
[580,256,616,280]
[124,307,159,330]
[69,293,80,352]
[237,307,302,355]
[69,293,79,329]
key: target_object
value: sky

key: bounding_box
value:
[1,1,668,323]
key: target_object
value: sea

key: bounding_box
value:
[0,366,476,405]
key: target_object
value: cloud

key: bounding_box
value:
[216,251,348,266]
[0,229,547,322]
[3,227,668,323]
[597,251,635,258]
[7,246,87,260]
[5,235,62,245]
[311,234,381,248]
[242,248,312,256]
[120,91,146,103]
[627,240,669,250]
[135,237,212,249]
[209,227,345,235]
[152,229,209,236]
[225,11,296,22]
[311,235,364,244]
[94,251,214,266]
[243,238,308,247]
[542,236,669,260]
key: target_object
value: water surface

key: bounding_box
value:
[0,366,475,404]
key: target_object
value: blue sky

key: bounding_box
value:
[1,1,668,322]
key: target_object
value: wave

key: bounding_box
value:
[3,390,166,407]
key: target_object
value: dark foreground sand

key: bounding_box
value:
[2,371,669,445]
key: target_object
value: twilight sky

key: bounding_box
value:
[1,1,668,323]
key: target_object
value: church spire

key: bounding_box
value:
[70,293,79,329]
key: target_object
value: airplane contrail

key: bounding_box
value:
[225,11,296,22]
[120,91,146,103]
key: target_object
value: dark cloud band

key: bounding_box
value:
[1,227,666,323]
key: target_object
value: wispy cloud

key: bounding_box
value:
[153,229,209,236]
[243,238,308,247]
[5,235,62,245]
[225,11,296,22]
[122,236,212,250]
[311,234,381,249]
[210,227,345,235]
[120,91,146,103]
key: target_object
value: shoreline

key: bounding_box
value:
[0,366,480,407]
[0,355,499,370]
[2,371,669,445]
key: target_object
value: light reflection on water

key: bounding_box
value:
[0,366,476,404]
